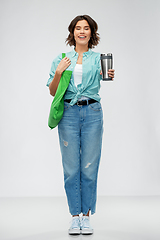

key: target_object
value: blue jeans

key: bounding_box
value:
[58,101,103,215]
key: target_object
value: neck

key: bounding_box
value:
[75,44,89,56]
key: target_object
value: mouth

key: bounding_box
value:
[78,36,86,39]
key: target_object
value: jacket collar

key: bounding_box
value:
[71,48,92,57]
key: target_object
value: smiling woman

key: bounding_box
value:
[47,14,115,236]
[66,15,100,49]
[73,20,91,50]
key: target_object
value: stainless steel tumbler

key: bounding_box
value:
[100,53,113,81]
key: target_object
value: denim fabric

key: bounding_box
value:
[58,101,103,215]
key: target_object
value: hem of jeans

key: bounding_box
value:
[90,209,95,215]
[70,211,81,216]
[82,208,96,216]
[70,208,96,216]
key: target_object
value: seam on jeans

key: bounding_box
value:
[90,178,96,214]
[83,208,91,216]
[75,171,78,214]
[90,128,103,214]
[76,153,80,215]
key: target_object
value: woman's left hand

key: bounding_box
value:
[108,69,115,80]
[100,69,115,81]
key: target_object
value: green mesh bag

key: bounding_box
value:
[48,53,72,129]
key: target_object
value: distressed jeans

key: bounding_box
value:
[58,101,103,215]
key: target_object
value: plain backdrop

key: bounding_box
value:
[0,0,160,197]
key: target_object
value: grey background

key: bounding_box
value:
[0,0,160,197]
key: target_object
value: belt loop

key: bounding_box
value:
[87,99,89,105]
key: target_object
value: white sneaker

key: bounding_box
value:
[68,216,81,235]
[80,216,93,235]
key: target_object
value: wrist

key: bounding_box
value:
[55,69,62,76]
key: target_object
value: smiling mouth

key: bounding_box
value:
[78,36,86,39]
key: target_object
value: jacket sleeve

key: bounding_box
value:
[46,53,62,87]
[96,53,102,82]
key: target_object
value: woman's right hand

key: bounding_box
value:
[56,57,71,75]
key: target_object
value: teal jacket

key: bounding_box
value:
[47,48,102,106]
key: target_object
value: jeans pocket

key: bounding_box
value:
[64,102,71,111]
[89,102,102,111]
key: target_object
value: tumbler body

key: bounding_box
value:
[100,53,113,81]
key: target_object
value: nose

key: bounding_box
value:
[80,28,84,33]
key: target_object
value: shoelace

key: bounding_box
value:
[70,217,80,229]
[81,217,91,229]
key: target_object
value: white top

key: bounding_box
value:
[74,64,82,88]
[73,64,89,101]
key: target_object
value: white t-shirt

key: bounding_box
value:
[73,64,89,101]
[74,64,82,88]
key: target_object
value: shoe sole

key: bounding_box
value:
[81,229,93,235]
[68,229,81,235]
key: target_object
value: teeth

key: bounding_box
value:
[79,36,85,39]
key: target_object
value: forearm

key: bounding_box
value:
[49,56,71,96]
[49,70,62,96]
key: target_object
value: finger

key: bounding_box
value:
[63,58,71,66]
[108,71,115,77]
[109,75,114,78]
[63,57,70,62]
[108,72,114,76]
[63,57,68,61]
[66,60,71,67]
[66,58,71,64]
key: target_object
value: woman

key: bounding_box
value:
[47,15,115,235]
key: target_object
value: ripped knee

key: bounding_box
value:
[63,140,68,147]
[85,162,91,168]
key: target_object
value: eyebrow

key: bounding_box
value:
[76,25,90,27]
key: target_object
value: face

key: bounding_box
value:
[74,20,91,48]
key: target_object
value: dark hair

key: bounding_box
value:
[66,15,100,49]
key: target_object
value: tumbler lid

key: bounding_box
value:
[100,53,112,56]
[100,53,112,60]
